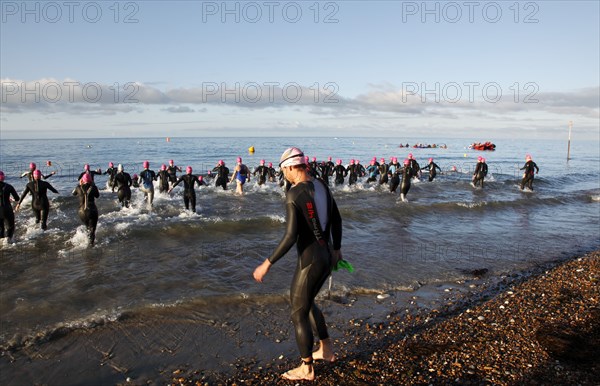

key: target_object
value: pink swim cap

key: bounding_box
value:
[161,164,167,171]
[370,160,375,165]
[380,158,385,163]
[312,157,317,162]
[392,157,398,163]
[109,162,114,168]
[526,154,532,161]
[218,160,224,166]
[408,153,413,159]
[81,173,92,184]
[237,157,242,163]
[328,156,332,161]
[33,170,42,179]
[186,166,192,174]
[169,159,174,165]
[279,147,306,168]
[428,158,433,162]
[350,159,355,164]
[260,159,265,165]
[133,174,138,179]
[372,156,377,160]
[336,159,342,165]
[84,164,90,171]
[143,161,149,168]
[268,162,273,167]
[29,162,36,170]
[477,156,483,161]
[0,171,4,181]
[197,175,203,181]
[403,159,410,165]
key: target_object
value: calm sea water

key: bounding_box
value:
[0,136,599,351]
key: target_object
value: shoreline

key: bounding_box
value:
[198,250,600,385]
[1,250,598,385]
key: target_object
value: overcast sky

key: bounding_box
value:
[1,1,599,140]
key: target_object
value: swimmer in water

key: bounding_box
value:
[230,157,251,195]
[388,157,401,193]
[472,156,486,188]
[15,170,59,230]
[365,159,379,183]
[167,160,182,188]
[424,157,442,182]
[112,164,132,208]
[400,158,413,201]
[72,173,100,245]
[157,164,170,194]
[253,159,270,185]
[253,146,342,381]
[78,164,102,182]
[169,166,203,213]
[104,162,117,188]
[333,159,347,185]
[0,171,19,241]
[520,154,539,191]
[138,161,157,205]
[378,157,389,186]
[212,160,229,190]
[407,153,421,180]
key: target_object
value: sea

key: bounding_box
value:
[0,136,599,355]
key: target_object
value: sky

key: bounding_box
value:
[1,0,599,140]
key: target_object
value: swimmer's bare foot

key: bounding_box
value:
[281,361,314,381]
[313,338,336,362]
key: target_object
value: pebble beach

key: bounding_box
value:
[181,251,599,385]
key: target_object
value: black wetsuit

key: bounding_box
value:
[378,162,389,185]
[72,183,100,245]
[172,174,203,212]
[409,159,421,179]
[139,169,157,204]
[268,166,277,182]
[388,162,401,193]
[267,179,342,359]
[520,160,539,190]
[18,180,59,230]
[356,163,366,178]
[167,165,181,185]
[400,165,413,198]
[104,167,117,187]
[473,162,487,188]
[347,164,359,185]
[308,161,321,178]
[318,162,333,186]
[253,165,270,185]
[212,165,229,190]
[1,182,19,239]
[425,161,442,182]
[365,164,379,183]
[333,164,347,185]
[157,170,170,193]
[112,171,132,207]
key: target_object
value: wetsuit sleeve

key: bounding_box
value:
[9,186,19,202]
[92,186,100,198]
[172,177,183,188]
[267,200,299,265]
[44,173,54,179]
[18,185,31,205]
[330,197,342,250]
[48,183,59,194]
[534,163,539,173]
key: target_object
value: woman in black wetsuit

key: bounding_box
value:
[157,164,170,194]
[400,158,413,201]
[253,147,343,381]
[15,170,59,230]
[424,157,442,182]
[212,160,229,190]
[169,166,203,213]
[333,159,346,185]
[72,173,100,245]
[112,164,132,208]
[520,154,539,190]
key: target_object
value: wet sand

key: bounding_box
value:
[1,251,598,385]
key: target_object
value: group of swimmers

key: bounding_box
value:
[0,154,538,245]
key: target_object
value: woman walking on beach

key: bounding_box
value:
[253,146,343,381]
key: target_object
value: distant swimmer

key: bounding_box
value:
[253,159,270,185]
[212,160,230,190]
[230,157,251,195]
[78,164,102,182]
[167,160,182,187]
[388,157,401,193]
[138,161,157,205]
[378,157,389,185]
[424,158,442,182]
[169,166,203,213]
[333,159,347,185]
[157,164,170,193]
[520,154,539,191]
[472,156,488,188]
[104,162,118,188]
[72,173,100,245]
[112,164,133,208]
[21,162,56,182]
[0,171,19,241]
[15,170,59,230]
